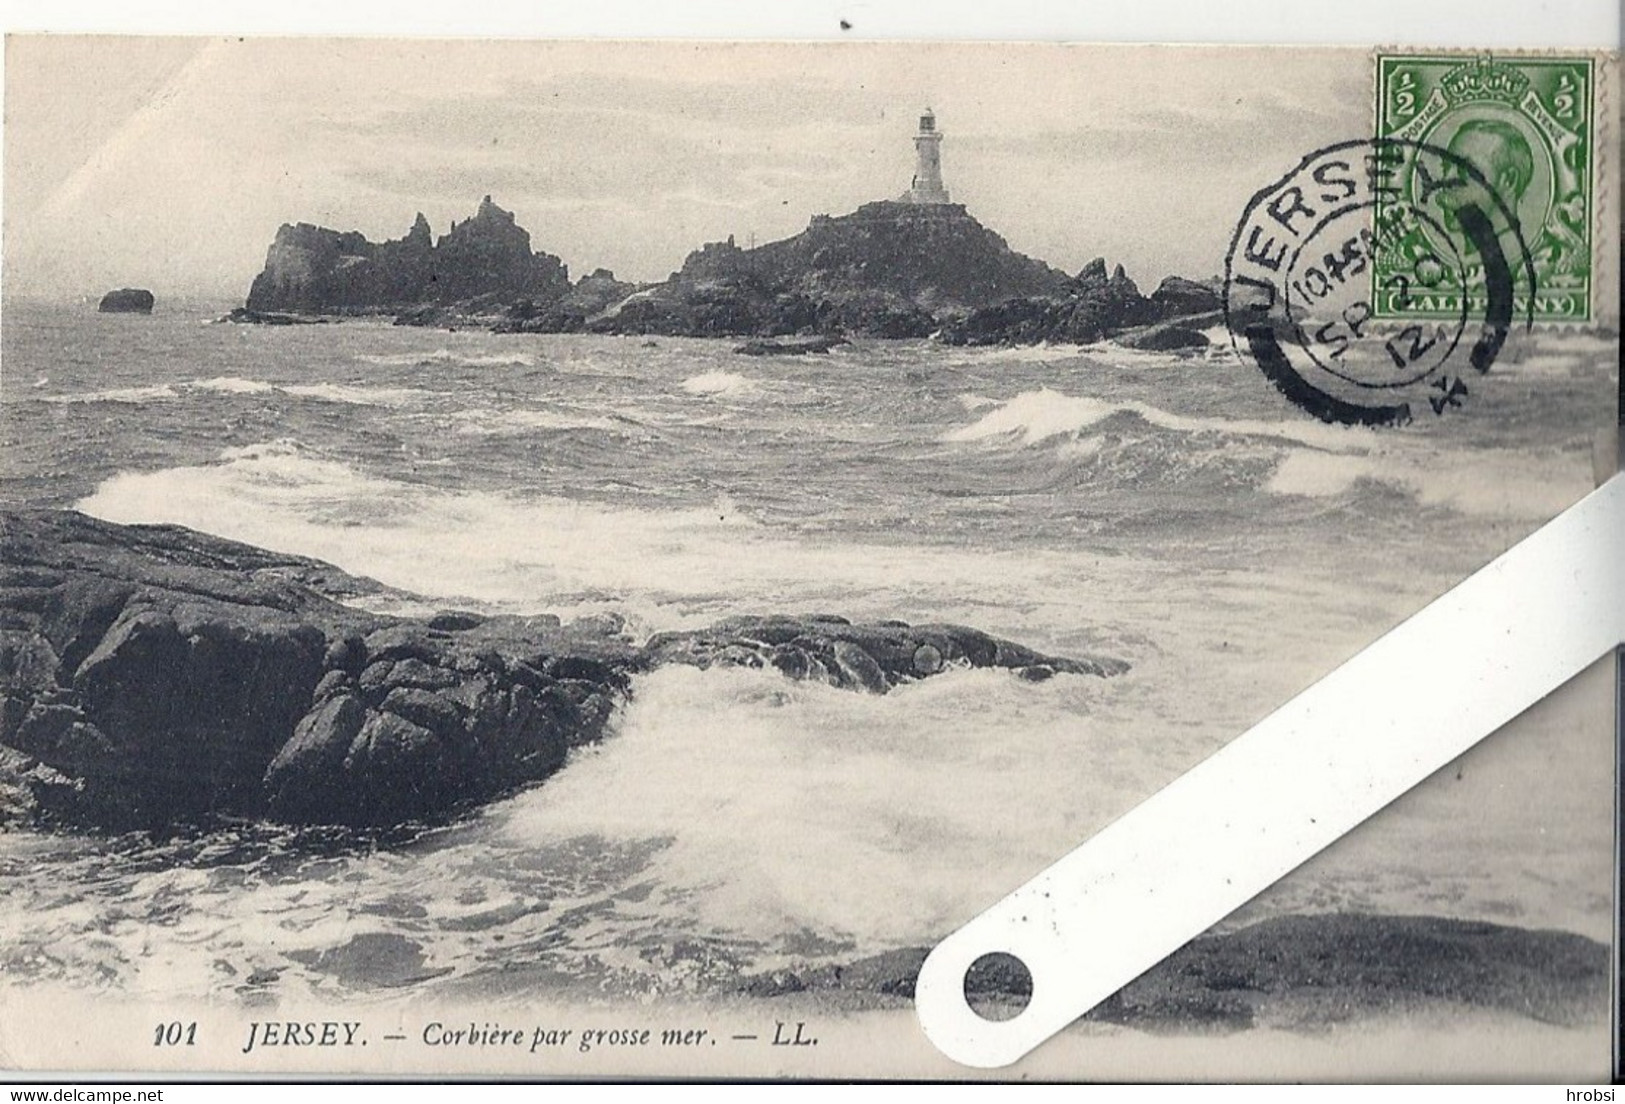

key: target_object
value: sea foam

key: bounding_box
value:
[945,388,1377,453]
[190,376,277,394]
[73,440,1121,641]
[280,382,438,407]
[40,384,179,405]
[680,371,758,399]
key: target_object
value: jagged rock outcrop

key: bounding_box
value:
[646,615,1126,690]
[586,202,1072,340]
[238,193,1221,343]
[692,202,1071,310]
[97,289,154,314]
[0,510,1125,831]
[1148,275,1225,318]
[938,262,1224,348]
[244,197,571,316]
[0,509,633,830]
[493,269,644,334]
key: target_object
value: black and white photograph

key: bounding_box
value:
[0,34,1619,1081]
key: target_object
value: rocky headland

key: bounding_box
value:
[0,509,1125,833]
[243,196,570,319]
[236,196,1222,347]
[570,200,1072,340]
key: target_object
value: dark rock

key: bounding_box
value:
[323,634,366,672]
[1077,257,1109,284]
[311,670,351,702]
[733,915,1610,1031]
[244,197,570,317]
[493,269,644,334]
[9,701,116,772]
[97,288,154,314]
[1148,275,1223,317]
[380,686,464,732]
[692,203,1071,312]
[587,202,1073,340]
[588,276,817,339]
[223,307,329,325]
[912,643,944,675]
[935,295,1064,347]
[1,511,1125,831]
[830,641,889,694]
[427,611,486,632]
[0,509,639,830]
[734,335,850,356]
[939,261,1224,348]
[342,711,456,822]
[240,189,1217,346]
[1116,324,1211,352]
[376,657,460,693]
[286,931,453,989]
[813,290,936,339]
[264,693,366,819]
[644,615,1127,691]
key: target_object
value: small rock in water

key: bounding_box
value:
[97,288,154,314]
[733,335,849,356]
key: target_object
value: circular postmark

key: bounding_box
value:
[1224,138,1536,426]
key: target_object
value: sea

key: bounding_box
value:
[0,299,1617,1071]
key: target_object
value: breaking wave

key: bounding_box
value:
[943,388,1589,521]
[190,376,277,395]
[280,382,440,407]
[944,388,1377,452]
[72,439,1096,636]
[39,384,179,405]
[37,378,438,408]
[680,371,758,399]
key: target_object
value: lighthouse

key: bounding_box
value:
[903,108,951,204]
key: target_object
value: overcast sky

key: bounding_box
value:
[4,37,1370,302]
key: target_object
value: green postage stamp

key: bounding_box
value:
[1374,53,1596,322]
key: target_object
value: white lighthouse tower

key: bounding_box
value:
[903,108,951,204]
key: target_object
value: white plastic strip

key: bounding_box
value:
[916,473,1625,1068]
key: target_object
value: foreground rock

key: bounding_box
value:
[0,509,636,830]
[97,289,154,314]
[0,510,1123,831]
[736,914,1609,1030]
[647,615,1127,691]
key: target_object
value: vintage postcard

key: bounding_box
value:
[0,37,1619,1081]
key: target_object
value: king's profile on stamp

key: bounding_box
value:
[1375,53,1596,321]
